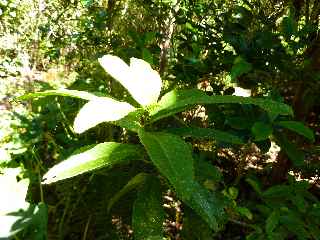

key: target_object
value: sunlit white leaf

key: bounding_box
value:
[98,55,131,89]
[0,168,29,215]
[74,97,135,133]
[98,55,162,106]
[129,57,162,106]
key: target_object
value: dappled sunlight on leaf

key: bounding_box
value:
[42,142,143,184]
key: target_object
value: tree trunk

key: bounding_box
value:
[159,1,180,75]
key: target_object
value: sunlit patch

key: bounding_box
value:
[233,87,251,97]
[0,168,29,215]
[74,97,135,133]
[98,55,162,106]
[42,143,118,184]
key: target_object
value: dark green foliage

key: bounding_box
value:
[1,0,319,239]
[150,89,293,122]
[132,176,164,239]
[166,127,244,144]
[246,177,320,240]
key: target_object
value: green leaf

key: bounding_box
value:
[251,122,273,141]
[22,203,48,240]
[228,187,239,200]
[138,130,194,196]
[114,108,143,132]
[291,194,306,213]
[274,132,305,166]
[226,116,253,130]
[281,16,297,38]
[42,142,143,184]
[107,173,149,213]
[138,130,226,231]
[181,207,213,240]
[268,232,287,240]
[237,207,253,220]
[266,211,280,235]
[245,177,262,195]
[73,97,135,133]
[262,185,292,199]
[307,218,320,240]
[18,89,99,101]
[142,48,153,65]
[132,176,165,240]
[276,121,315,142]
[167,127,244,144]
[185,182,227,231]
[144,32,156,43]
[246,227,264,240]
[230,56,252,81]
[194,157,222,184]
[280,213,310,240]
[150,89,293,122]
[143,236,163,240]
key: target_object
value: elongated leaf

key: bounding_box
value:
[291,194,306,213]
[99,55,162,106]
[262,185,292,199]
[185,182,226,231]
[266,211,280,235]
[181,207,213,240]
[280,213,310,239]
[18,89,99,101]
[245,177,262,195]
[274,132,305,166]
[276,121,315,142]
[281,16,297,38]
[167,127,244,144]
[230,56,252,81]
[251,122,273,141]
[225,116,253,130]
[107,173,149,213]
[194,157,222,184]
[237,207,253,220]
[138,130,194,197]
[150,89,293,122]
[138,130,226,231]
[42,142,143,184]
[74,97,135,133]
[132,177,164,240]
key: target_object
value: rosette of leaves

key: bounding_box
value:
[19,55,293,238]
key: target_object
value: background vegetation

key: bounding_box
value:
[0,0,319,239]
